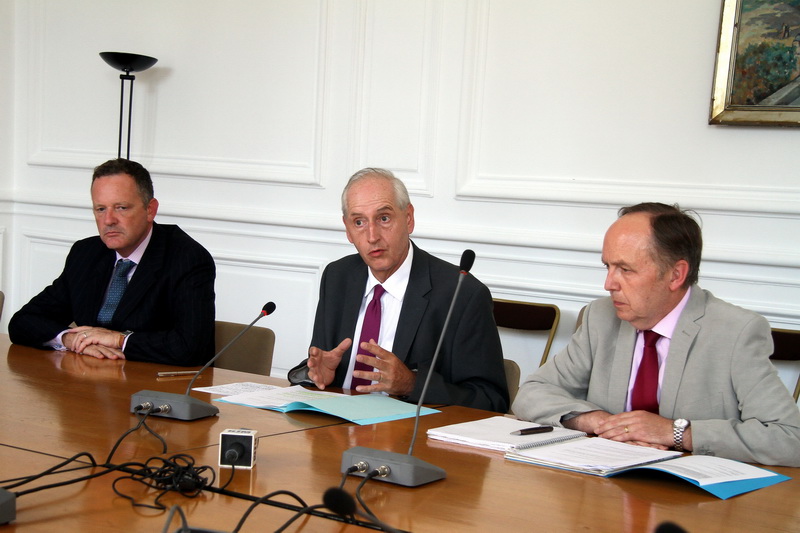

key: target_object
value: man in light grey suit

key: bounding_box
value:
[512,202,800,466]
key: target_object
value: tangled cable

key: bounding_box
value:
[112,453,216,510]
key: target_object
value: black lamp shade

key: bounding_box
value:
[100,52,158,73]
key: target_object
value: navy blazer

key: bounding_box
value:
[9,223,216,366]
[291,243,508,412]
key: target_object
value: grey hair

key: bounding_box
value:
[341,167,411,216]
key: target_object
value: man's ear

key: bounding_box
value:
[669,259,689,291]
[147,198,159,222]
[406,204,415,235]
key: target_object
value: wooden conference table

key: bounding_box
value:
[1,336,798,532]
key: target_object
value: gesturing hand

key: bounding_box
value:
[307,338,352,389]
[351,340,415,396]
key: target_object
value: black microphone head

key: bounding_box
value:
[262,302,277,315]
[459,249,476,273]
[323,487,357,517]
[655,522,688,533]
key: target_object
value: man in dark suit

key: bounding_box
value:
[9,159,216,366]
[289,168,508,412]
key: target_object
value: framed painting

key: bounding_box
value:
[710,0,800,126]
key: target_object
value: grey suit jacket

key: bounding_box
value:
[289,243,508,412]
[512,286,800,466]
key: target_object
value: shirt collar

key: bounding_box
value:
[647,286,692,340]
[115,225,154,265]
[364,242,414,301]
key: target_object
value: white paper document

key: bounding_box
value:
[192,381,281,396]
[642,455,781,486]
[219,384,339,408]
[507,436,681,473]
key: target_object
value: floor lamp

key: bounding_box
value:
[99,52,158,160]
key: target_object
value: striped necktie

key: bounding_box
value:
[97,259,135,326]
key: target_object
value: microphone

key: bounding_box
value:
[130,302,277,421]
[655,522,688,533]
[340,250,476,486]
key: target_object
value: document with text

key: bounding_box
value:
[505,438,790,499]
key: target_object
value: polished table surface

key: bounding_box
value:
[1,336,798,532]
[0,336,343,461]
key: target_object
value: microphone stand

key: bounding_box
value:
[340,250,476,487]
[129,303,276,421]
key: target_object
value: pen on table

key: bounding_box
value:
[510,426,554,436]
[157,370,199,377]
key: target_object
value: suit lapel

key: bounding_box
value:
[660,287,703,417]
[393,243,430,363]
[332,260,370,386]
[608,322,637,412]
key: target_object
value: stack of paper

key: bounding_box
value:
[427,415,586,451]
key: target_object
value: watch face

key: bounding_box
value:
[675,418,689,429]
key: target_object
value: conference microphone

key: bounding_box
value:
[340,250,476,487]
[655,522,689,533]
[130,302,277,421]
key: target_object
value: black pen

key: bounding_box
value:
[510,426,554,436]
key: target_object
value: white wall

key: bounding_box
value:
[2,1,798,397]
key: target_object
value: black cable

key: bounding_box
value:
[273,503,327,532]
[356,470,381,521]
[1,451,98,489]
[219,462,236,491]
[105,408,166,464]
[111,454,215,510]
[13,460,147,497]
[161,505,190,533]
[339,465,358,488]
[231,490,309,532]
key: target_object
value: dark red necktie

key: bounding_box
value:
[630,330,661,413]
[351,285,385,388]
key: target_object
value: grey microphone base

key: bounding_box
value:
[0,488,15,525]
[130,390,219,421]
[341,446,446,487]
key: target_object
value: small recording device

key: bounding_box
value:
[219,428,258,469]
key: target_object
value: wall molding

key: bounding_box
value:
[24,1,332,188]
[454,0,800,215]
[10,195,800,270]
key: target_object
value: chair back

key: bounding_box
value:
[503,359,521,407]
[770,328,800,402]
[213,320,276,376]
[493,299,560,367]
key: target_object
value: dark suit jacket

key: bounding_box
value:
[290,243,508,412]
[9,223,216,366]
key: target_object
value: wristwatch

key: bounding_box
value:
[673,418,691,452]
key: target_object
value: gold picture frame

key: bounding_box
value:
[710,0,800,126]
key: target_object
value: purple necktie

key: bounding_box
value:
[630,330,661,413]
[351,285,385,388]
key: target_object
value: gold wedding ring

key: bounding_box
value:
[83,332,88,338]
[624,426,629,433]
